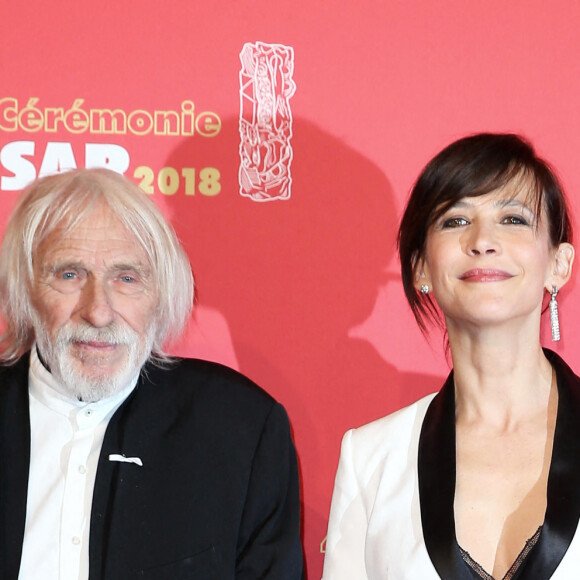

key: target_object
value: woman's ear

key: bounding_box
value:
[546,242,575,292]
[413,254,430,292]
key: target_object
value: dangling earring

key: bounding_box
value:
[550,286,560,342]
[420,284,429,294]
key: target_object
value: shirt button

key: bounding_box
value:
[78,465,87,475]
[72,536,81,545]
[85,409,92,416]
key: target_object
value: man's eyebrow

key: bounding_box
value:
[43,260,85,273]
[41,260,151,275]
[109,262,151,273]
[109,263,154,282]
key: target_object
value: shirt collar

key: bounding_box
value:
[29,345,140,421]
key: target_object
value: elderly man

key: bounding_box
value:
[0,169,303,579]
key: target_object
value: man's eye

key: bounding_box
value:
[114,273,147,295]
[46,270,83,294]
[502,215,528,226]
[442,217,468,228]
[120,275,136,283]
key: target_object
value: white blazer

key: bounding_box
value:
[322,349,580,579]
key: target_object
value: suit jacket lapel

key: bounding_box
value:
[521,349,580,576]
[418,371,473,580]
[88,375,140,580]
[0,355,31,580]
[88,366,166,580]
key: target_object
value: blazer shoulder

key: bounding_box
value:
[350,392,436,443]
[0,354,31,404]
[341,392,437,474]
[140,357,279,416]
[0,353,30,380]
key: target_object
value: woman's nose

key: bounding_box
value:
[464,222,500,256]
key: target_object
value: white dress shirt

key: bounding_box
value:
[18,348,138,580]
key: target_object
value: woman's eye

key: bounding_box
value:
[120,275,136,283]
[60,271,77,280]
[502,215,528,226]
[442,217,468,228]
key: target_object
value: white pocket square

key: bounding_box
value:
[108,454,143,466]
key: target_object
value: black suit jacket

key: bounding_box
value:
[0,354,304,579]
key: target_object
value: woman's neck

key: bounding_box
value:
[447,320,554,430]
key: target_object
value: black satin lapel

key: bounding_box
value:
[88,377,140,580]
[0,355,32,580]
[419,371,473,580]
[419,350,580,580]
[519,349,580,577]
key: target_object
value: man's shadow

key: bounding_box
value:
[162,118,445,578]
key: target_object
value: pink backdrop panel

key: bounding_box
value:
[2,2,580,577]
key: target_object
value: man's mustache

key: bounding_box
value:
[55,323,139,346]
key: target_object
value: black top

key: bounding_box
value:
[459,525,541,579]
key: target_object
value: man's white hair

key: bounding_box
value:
[0,168,194,363]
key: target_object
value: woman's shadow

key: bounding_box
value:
[162,118,446,578]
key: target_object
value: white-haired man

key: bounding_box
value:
[0,169,304,579]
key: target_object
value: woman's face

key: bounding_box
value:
[415,182,573,331]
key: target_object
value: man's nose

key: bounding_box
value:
[79,279,115,327]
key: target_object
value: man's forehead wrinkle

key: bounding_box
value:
[44,257,149,271]
[51,228,137,246]
[40,238,146,260]
[41,250,151,274]
[47,202,137,244]
[35,226,152,277]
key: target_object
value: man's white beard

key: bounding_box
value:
[34,320,155,402]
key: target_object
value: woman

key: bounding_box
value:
[322,133,578,579]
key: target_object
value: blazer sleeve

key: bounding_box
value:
[235,402,304,579]
[322,429,369,579]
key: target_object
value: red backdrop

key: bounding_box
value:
[2,2,580,577]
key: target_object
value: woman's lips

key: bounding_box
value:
[459,269,514,282]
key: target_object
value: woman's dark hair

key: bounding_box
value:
[398,132,573,332]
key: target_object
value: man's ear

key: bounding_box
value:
[546,242,575,292]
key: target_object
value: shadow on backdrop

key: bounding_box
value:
[163,118,445,578]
